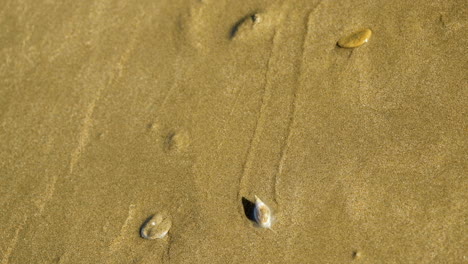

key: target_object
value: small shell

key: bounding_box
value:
[140,213,172,239]
[337,28,372,48]
[253,196,273,229]
[230,13,262,39]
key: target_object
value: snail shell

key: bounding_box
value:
[253,195,273,229]
[337,28,372,48]
[140,213,172,239]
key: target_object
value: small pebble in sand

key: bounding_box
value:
[253,195,274,230]
[352,250,362,259]
[164,130,190,152]
[337,28,372,48]
[140,213,172,240]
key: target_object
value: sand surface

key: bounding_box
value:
[0,0,466,263]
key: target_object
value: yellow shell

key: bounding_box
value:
[337,29,372,48]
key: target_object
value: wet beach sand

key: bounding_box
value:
[0,0,466,263]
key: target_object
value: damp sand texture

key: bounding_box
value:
[0,0,466,263]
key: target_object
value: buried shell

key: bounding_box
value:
[253,195,274,229]
[140,213,172,240]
